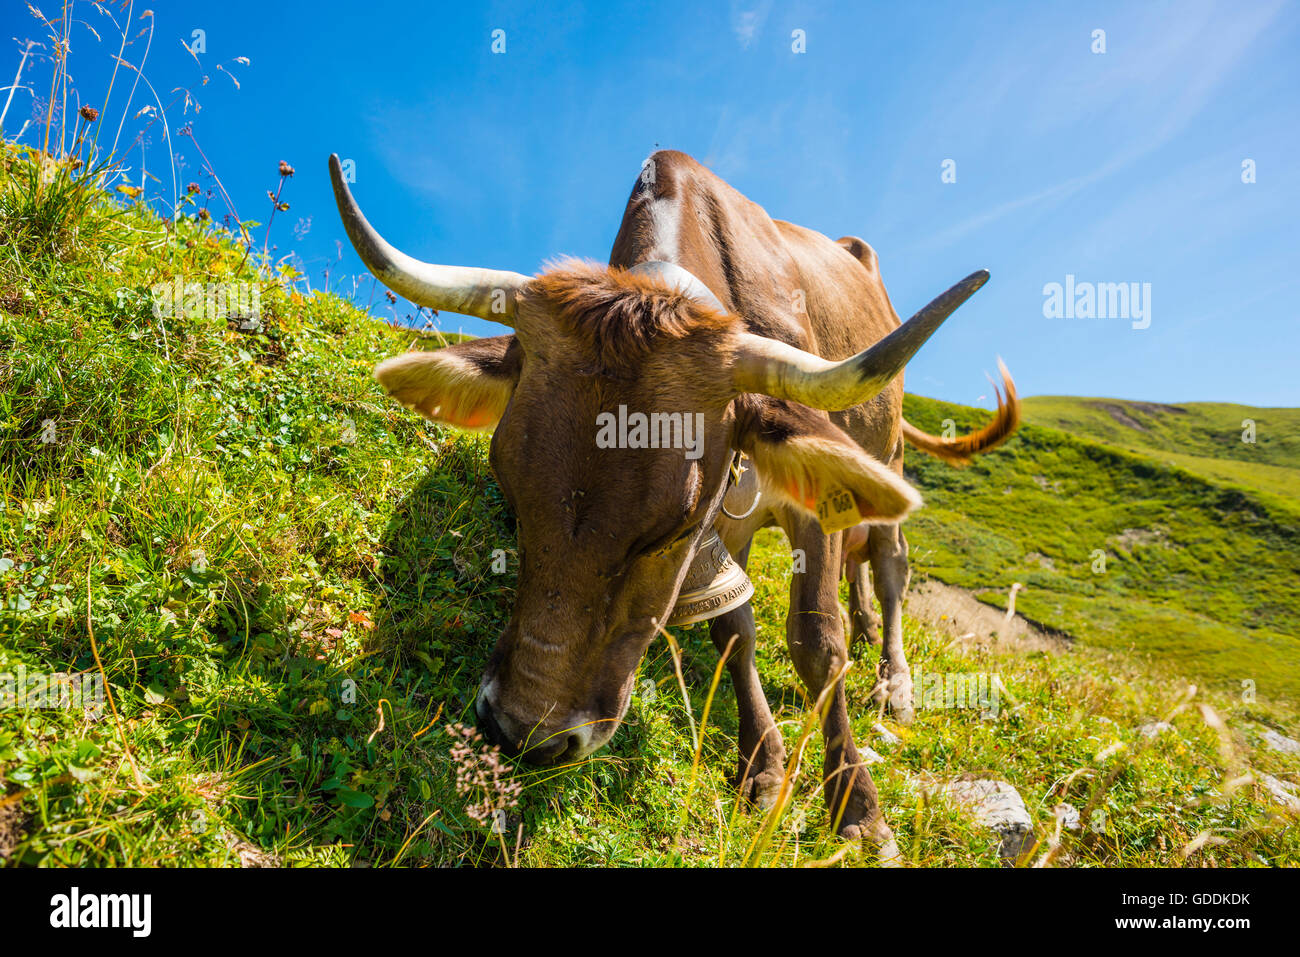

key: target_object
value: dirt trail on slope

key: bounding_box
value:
[904,579,1072,654]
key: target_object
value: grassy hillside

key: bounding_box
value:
[1022,397,1300,471]
[901,392,1300,704]
[1022,396,1300,508]
[1,143,1298,867]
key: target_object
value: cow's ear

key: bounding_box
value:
[734,397,921,528]
[375,335,520,430]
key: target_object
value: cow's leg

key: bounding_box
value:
[708,570,786,809]
[868,522,915,724]
[847,560,881,648]
[712,478,788,809]
[783,513,898,856]
[842,523,881,648]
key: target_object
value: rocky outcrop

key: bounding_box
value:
[934,778,1035,861]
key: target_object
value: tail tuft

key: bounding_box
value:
[902,359,1020,465]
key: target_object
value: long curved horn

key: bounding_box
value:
[730,270,989,410]
[328,153,529,325]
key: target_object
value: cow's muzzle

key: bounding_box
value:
[475,684,599,765]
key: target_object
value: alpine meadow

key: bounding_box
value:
[1,2,1298,879]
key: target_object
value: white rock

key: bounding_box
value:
[1138,721,1173,739]
[861,746,885,765]
[938,779,1035,861]
[1054,802,1081,831]
[873,722,902,747]
[1260,774,1300,813]
[1261,729,1300,755]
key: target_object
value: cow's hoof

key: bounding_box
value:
[739,769,785,811]
[889,699,916,726]
[877,672,915,725]
[839,819,904,867]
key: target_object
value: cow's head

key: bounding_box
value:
[331,155,987,764]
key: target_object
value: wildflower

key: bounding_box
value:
[446,723,522,827]
[199,209,210,221]
[279,160,295,177]
[187,182,201,194]
[79,105,99,122]
[385,290,397,304]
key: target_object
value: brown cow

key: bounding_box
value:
[330,149,1018,857]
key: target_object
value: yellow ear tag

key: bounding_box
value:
[816,485,862,534]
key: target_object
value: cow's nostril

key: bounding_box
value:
[476,698,508,749]
[562,724,594,760]
[477,706,596,765]
[534,732,583,765]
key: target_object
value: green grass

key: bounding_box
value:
[1,142,1297,868]
[902,392,1300,703]
[1022,396,1300,511]
[1021,396,1300,472]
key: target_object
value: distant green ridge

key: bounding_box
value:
[902,392,1300,703]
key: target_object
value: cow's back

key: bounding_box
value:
[608,150,904,459]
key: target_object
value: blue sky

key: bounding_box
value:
[6,0,1298,406]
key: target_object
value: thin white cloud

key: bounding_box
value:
[731,0,774,49]
[922,0,1286,249]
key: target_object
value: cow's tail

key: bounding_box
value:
[901,359,1020,466]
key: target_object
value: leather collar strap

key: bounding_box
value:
[652,451,755,557]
